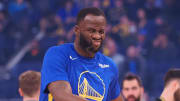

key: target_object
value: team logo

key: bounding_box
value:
[69,55,78,60]
[78,71,105,101]
[98,63,109,68]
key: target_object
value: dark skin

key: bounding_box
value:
[74,14,106,58]
[48,14,122,101]
[48,81,87,101]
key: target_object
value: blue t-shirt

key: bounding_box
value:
[40,43,120,101]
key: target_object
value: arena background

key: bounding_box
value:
[0,0,180,100]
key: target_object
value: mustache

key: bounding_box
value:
[126,95,140,101]
[92,37,103,41]
[127,95,136,99]
[79,32,103,53]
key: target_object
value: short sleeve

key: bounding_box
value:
[109,76,121,100]
[109,61,121,100]
[41,46,69,93]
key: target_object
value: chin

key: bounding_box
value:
[87,46,100,53]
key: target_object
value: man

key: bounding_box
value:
[40,7,122,101]
[121,73,146,101]
[156,68,180,101]
[18,70,41,101]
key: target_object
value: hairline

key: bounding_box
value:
[77,14,106,25]
[122,78,142,88]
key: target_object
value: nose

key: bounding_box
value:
[127,89,135,96]
[92,32,102,39]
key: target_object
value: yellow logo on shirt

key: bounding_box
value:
[48,93,53,101]
[78,71,105,101]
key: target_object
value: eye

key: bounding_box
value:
[124,88,129,91]
[88,28,96,33]
[132,87,138,90]
[99,30,105,34]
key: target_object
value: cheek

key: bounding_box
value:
[122,90,129,98]
[102,34,105,40]
[83,32,91,38]
[80,32,90,39]
[133,89,141,97]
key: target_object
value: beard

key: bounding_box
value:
[125,95,140,101]
[174,88,180,101]
[79,32,103,53]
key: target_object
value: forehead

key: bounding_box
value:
[123,79,140,88]
[80,14,106,28]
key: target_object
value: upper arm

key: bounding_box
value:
[109,59,121,100]
[41,46,69,93]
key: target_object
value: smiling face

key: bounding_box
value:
[75,14,106,53]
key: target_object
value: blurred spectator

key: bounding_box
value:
[144,0,161,20]
[49,0,66,13]
[154,0,163,8]
[162,0,177,20]
[0,1,5,11]
[112,15,129,37]
[31,15,67,60]
[102,0,112,9]
[57,0,79,29]
[0,11,7,65]
[53,15,66,38]
[124,0,142,22]
[119,45,147,83]
[136,8,154,55]
[0,11,8,26]
[92,0,101,8]
[8,0,29,23]
[0,23,5,65]
[106,0,125,24]
[74,0,91,8]
[145,32,178,98]
[137,8,148,35]
[103,37,124,69]
[136,8,157,40]
[149,33,177,62]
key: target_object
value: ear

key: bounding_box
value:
[140,87,144,100]
[74,25,80,36]
[174,80,180,91]
[18,88,24,97]
[141,87,144,94]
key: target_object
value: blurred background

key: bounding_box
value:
[0,0,180,100]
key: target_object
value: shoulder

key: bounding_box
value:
[46,43,73,55]
[44,43,74,60]
[98,52,116,65]
[49,43,73,51]
[42,43,74,69]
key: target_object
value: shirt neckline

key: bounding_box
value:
[71,43,98,62]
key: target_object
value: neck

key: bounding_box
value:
[74,42,95,58]
[23,96,39,101]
